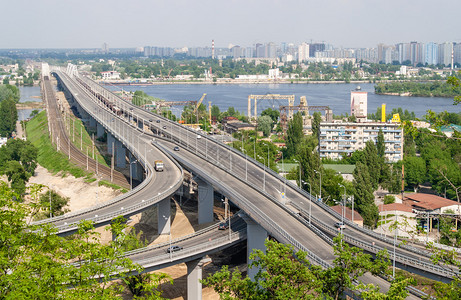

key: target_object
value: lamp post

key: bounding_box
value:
[49,185,52,218]
[302,180,312,224]
[258,155,266,192]
[130,160,138,190]
[339,184,346,234]
[293,159,301,188]
[393,210,398,278]
[315,169,322,201]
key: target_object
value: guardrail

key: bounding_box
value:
[33,72,183,233]
[157,142,332,269]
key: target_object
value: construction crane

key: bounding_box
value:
[192,93,207,124]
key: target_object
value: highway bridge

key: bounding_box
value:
[37,64,457,299]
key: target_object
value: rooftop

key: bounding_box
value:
[331,205,363,221]
[379,203,413,213]
[404,193,460,211]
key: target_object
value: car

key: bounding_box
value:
[218,222,229,230]
[156,120,161,123]
[334,222,346,230]
[173,146,180,151]
[196,135,201,139]
[149,119,153,122]
[166,245,183,253]
[163,126,167,129]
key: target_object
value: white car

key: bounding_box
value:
[335,222,346,230]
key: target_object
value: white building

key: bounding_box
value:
[0,137,7,147]
[319,122,404,162]
[298,42,310,62]
[350,87,367,121]
[100,71,120,80]
[268,68,280,80]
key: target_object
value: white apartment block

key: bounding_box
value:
[319,122,404,162]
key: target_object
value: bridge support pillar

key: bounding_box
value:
[129,153,143,181]
[115,140,126,168]
[89,116,96,128]
[157,198,171,235]
[241,213,268,280]
[107,132,114,154]
[196,178,214,225]
[138,119,144,130]
[186,257,211,300]
[96,122,105,138]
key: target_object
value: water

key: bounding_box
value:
[17,86,42,121]
[106,83,461,118]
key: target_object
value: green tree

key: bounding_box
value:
[261,108,280,128]
[38,189,70,218]
[0,99,18,137]
[353,162,379,227]
[0,138,38,174]
[312,112,321,139]
[377,129,385,159]
[286,112,304,158]
[257,115,273,137]
[403,156,426,191]
[362,140,381,189]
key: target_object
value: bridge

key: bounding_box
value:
[38,65,457,299]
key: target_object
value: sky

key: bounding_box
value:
[3,0,460,49]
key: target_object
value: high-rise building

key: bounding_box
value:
[266,42,276,58]
[232,45,242,58]
[102,42,109,54]
[298,42,310,62]
[410,41,423,66]
[424,42,438,65]
[245,46,254,58]
[439,42,454,66]
[255,43,265,58]
[397,43,411,64]
[309,43,325,57]
[377,43,385,63]
[454,43,461,65]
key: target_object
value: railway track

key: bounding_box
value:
[42,76,129,188]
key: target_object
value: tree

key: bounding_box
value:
[0,99,18,137]
[312,112,321,139]
[261,108,280,128]
[286,112,304,158]
[257,115,273,137]
[403,156,426,191]
[38,189,70,218]
[362,140,381,189]
[0,138,38,174]
[377,129,385,159]
[353,162,379,227]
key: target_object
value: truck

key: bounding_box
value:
[154,160,164,172]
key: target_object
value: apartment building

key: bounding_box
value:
[319,122,403,162]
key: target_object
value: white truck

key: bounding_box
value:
[154,160,164,172]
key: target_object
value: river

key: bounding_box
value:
[106,82,461,118]
[17,86,42,121]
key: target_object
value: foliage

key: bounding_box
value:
[375,81,461,98]
[0,84,20,103]
[203,237,406,299]
[0,138,38,174]
[312,112,321,139]
[447,73,461,104]
[353,162,379,227]
[402,156,426,191]
[383,195,395,204]
[257,115,273,137]
[285,112,304,158]
[0,99,18,137]
[377,129,385,159]
[368,107,416,122]
[38,189,70,218]
[260,107,280,128]
[0,182,170,299]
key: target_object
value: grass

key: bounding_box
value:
[64,112,110,167]
[99,180,128,193]
[26,111,87,178]
[394,268,438,297]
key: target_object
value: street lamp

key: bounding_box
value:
[258,155,266,191]
[242,149,248,181]
[293,159,302,188]
[302,180,312,224]
[339,184,346,234]
[315,169,322,201]
[130,159,138,190]
[221,197,232,241]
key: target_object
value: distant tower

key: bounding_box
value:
[212,40,215,59]
[102,42,109,54]
[452,43,455,74]
[350,86,368,122]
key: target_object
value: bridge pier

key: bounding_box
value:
[115,139,126,168]
[157,198,171,235]
[96,122,105,138]
[241,213,268,280]
[107,132,115,154]
[186,257,211,300]
[89,116,97,128]
[196,178,214,225]
[129,153,143,182]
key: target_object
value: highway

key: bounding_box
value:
[49,68,456,298]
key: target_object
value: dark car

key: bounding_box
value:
[166,245,183,253]
[149,119,153,122]
[156,120,161,123]
[163,126,167,129]
[218,222,229,230]
[335,222,346,230]
[173,146,180,151]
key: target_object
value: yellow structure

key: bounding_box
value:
[193,93,207,114]
[381,103,386,122]
[390,113,401,123]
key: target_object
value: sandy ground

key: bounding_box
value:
[29,165,122,212]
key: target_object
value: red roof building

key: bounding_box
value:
[331,205,363,226]
[403,193,461,214]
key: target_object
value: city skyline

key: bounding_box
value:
[2,0,460,49]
